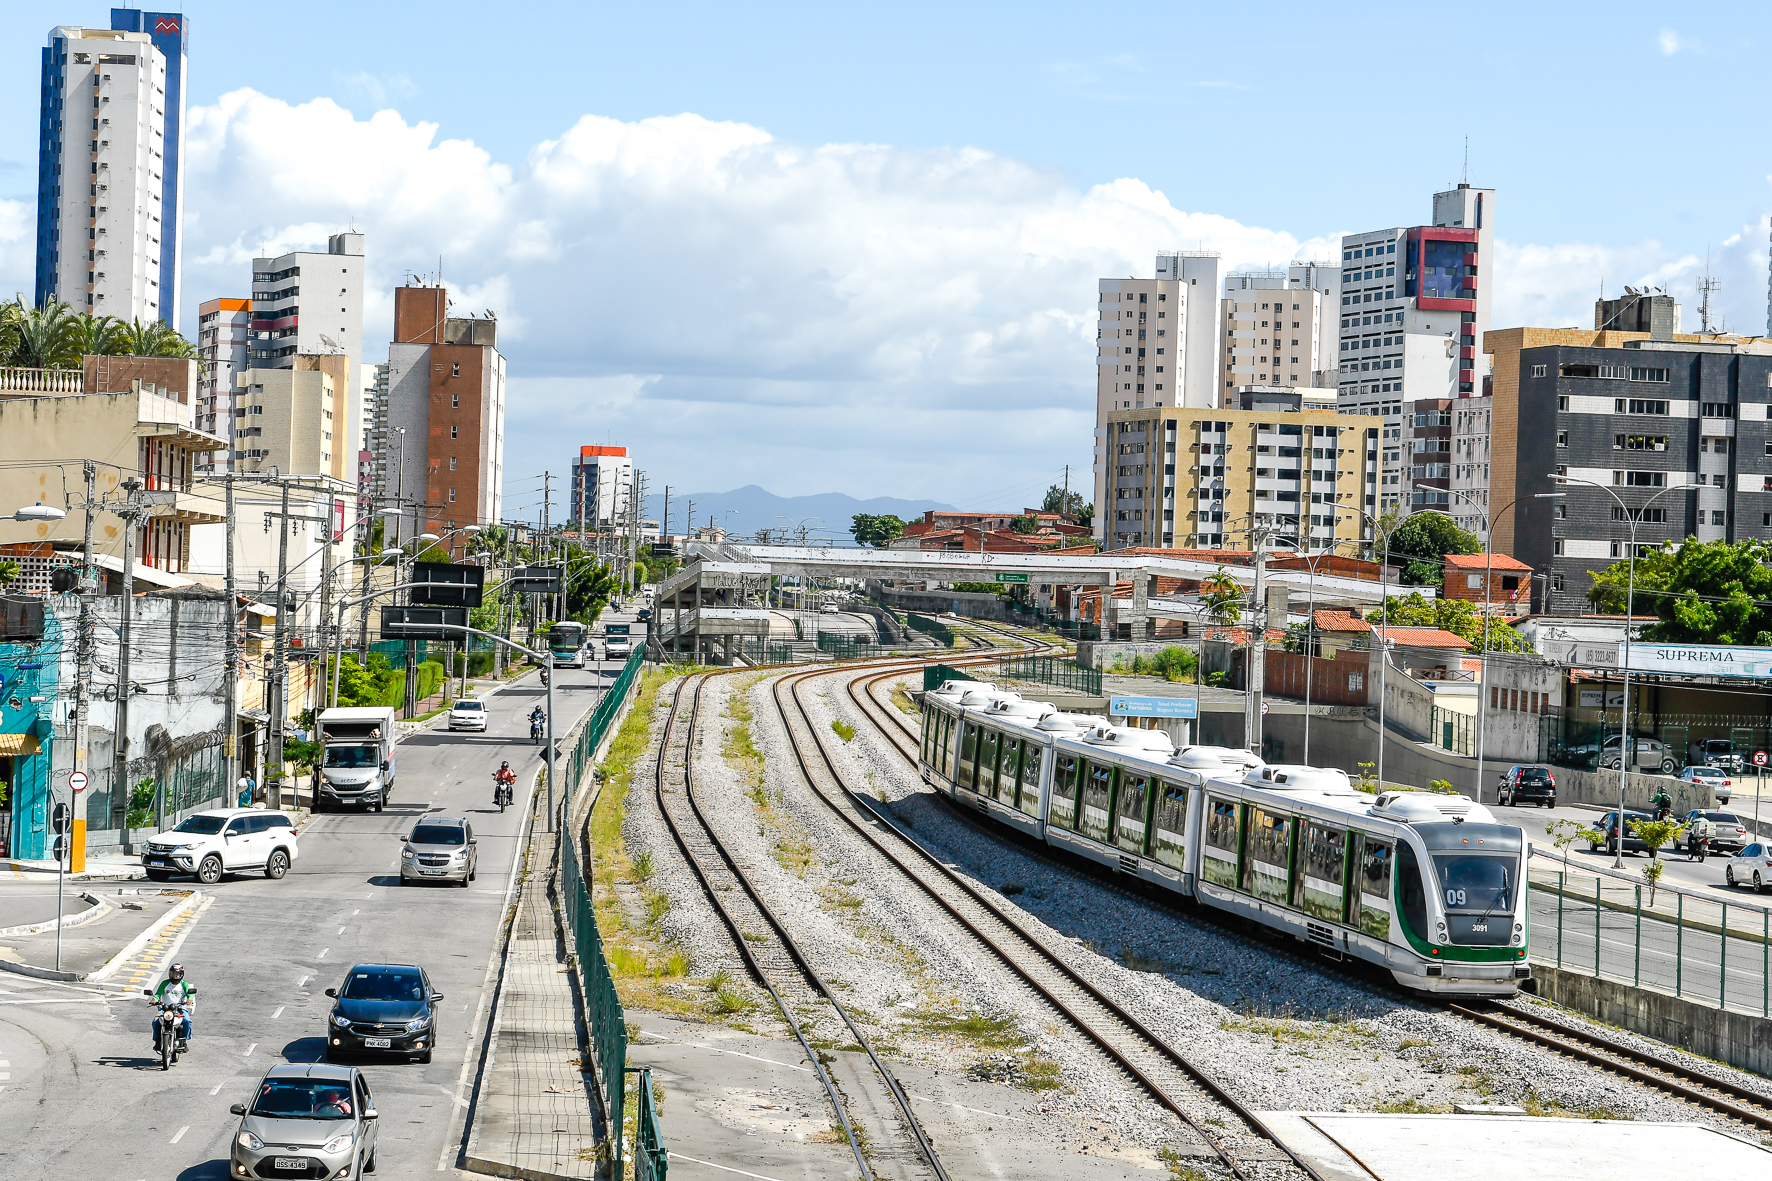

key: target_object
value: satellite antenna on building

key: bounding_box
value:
[1697,251,1721,334]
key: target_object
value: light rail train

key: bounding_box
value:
[918,679,1531,996]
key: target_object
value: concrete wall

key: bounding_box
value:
[1078,639,1195,672]
[1552,765,1716,815]
[1531,964,1772,1079]
[870,585,1019,623]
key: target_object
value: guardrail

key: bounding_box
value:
[905,612,954,647]
[627,1066,667,1181]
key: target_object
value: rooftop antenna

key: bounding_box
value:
[1698,248,1720,334]
[1461,136,1468,184]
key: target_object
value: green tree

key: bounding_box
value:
[1386,514,1481,587]
[115,316,198,359]
[1368,591,1529,653]
[69,313,124,358]
[1627,817,1685,905]
[0,560,18,587]
[5,297,83,369]
[1076,501,1095,528]
[1042,484,1086,518]
[1008,513,1040,534]
[849,514,906,547]
[1588,537,1772,645]
[1199,566,1243,626]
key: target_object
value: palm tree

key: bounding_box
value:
[6,298,82,369]
[69,312,124,358]
[1199,565,1243,627]
[114,316,198,359]
[0,298,22,366]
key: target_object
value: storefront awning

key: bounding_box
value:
[0,732,42,756]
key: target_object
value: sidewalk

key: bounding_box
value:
[0,886,198,982]
[3,852,144,879]
[1530,852,1772,943]
[465,796,607,1181]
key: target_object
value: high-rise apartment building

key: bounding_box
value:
[231,355,354,482]
[108,8,188,321]
[1219,262,1338,400]
[250,233,367,456]
[1104,403,1382,552]
[1093,253,1220,546]
[1336,184,1496,510]
[382,284,506,541]
[194,296,249,474]
[570,446,632,530]
[364,362,390,504]
[33,24,176,323]
[1450,394,1492,534]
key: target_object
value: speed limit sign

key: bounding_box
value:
[1754,751,1767,768]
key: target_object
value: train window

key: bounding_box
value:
[1049,755,1080,830]
[1394,843,1430,946]
[956,723,979,791]
[977,728,1000,796]
[1357,835,1392,939]
[1016,744,1044,815]
[1200,798,1239,887]
[997,739,1022,805]
[1114,772,1150,854]
[1241,808,1291,905]
[1292,822,1345,921]
[1080,762,1114,843]
[920,704,935,763]
[1150,780,1187,868]
[938,713,956,777]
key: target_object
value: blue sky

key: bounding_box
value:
[4,2,1771,509]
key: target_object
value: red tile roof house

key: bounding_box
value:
[1441,551,1535,609]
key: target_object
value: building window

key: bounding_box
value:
[450,425,458,439]
[1557,395,1569,410]
[1530,364,1547,377]
[1615,398,1670,415]
[1551,572,1565,591]
[1553,539,1564,556]
[1614,470,1666,487]
[447,488,456,503]
[1629,367,1669,383]
[451,362,461,378]
[1712,510,1728,526]
[451,393,459,408]
[1615,434,1668,451]
[449,457,457,471]
[1556,431,1568,448]
[1554,504,1567,519]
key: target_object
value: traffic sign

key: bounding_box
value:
[1262,700,1270,716]
[379,605,469,641]
[409,562,485,608]
[1755,751,1767,767]
[997,572,1030,584]
[68,770,88,793]
[1109,695,1197,719]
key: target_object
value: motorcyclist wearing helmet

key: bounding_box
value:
[152,962,196,1049]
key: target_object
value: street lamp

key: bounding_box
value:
[10,503,68,523]
[1549,472,1693,867]
[1268,533,1354,766]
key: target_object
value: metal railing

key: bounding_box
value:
[905,612,955,647]
[997,654,1102,696]
[816,631,874,660]
[627,1066,668,1181]
[1430,705,1475,756]
[1529,857,1772,1017]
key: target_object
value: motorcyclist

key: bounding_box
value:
[1687,812,1714,860]
[151,962,196,1051]
[495,760,516,805]
[1651,789,1673,822]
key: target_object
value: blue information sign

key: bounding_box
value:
[1109,695,1198,719]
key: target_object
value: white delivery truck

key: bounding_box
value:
[314,706,398,812]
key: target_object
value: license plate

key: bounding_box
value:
[364,1037,391,1048]
[421,868,444,875]
[146,858,166,865]
[273,1158,307,1170]
[1471,923,1488,933]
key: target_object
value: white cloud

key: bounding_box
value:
[1658,29,1685,55]
[0,196,33,303]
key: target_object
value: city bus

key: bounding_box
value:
[549,621,588,668]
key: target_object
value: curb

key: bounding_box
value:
[0,890,112,938]
[87,889,204,983]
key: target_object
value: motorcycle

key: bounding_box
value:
[539,669,549,688]
[493,773,514,813]
[144,990,190,1070]
[530,718,544,745]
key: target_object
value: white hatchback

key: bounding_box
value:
[1725,843,1772,893]
[142,809,301,884]
[447,698,489,731]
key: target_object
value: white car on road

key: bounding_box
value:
[1725,842,1772,893]
[447,698,489,731]
[1677,764,1733,804]
[142,808,301,884]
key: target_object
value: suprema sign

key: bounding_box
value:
[1626,643,1772,678]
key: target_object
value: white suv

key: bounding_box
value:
[143,809,301,884]
[448,698,489,731]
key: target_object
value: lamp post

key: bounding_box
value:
[1550,473,1691,867]
[1267,533,1352,766]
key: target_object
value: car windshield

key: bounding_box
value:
[1705,812,1740,824]
[340,969,425,1002]
[1432,854,1518,915]
[173,815,226,835]
[453,701,483,712]
[410,824,465,846]
[252,1078,357,1119]
[324,745,378,768]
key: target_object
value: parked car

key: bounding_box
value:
[1689,738,1745,775]
[400,817,477,887]
[1597,734,1679,775]
[142,809,300,884]
[1724,842,1772,893]
[1674,764,1733,804]
[1683,810,1750,853]
[447,698,489,732]
[1497,765,1557,808]
[230,1062,379,1180]
[325,963,443,1063]
[1586,809,1657,855]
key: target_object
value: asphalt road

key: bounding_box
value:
[0,627,627,1181]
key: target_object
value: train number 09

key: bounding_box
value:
[1445,888,1467,907]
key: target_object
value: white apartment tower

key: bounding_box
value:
[251,233,368,461]
[1094,252,1220,547]
[195,296,250,474]
[1219,261,1340,401]
[33,26,173,324]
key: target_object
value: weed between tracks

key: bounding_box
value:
[830,718,856,742]
[1158,1147,1213,1181]
[889,685,919,716]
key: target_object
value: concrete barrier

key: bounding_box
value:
[1530,963,1772,1078]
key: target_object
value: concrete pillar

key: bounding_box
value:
[1130,569,1150,642]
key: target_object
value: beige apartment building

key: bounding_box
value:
[1218,264,1338,403]
[1104,402,1383,552]
[233,354,353,482]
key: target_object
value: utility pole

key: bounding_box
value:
[314,497,337,725]
[269,479,292,807]
[662,486,670,550]
[223,474,239,798]
[1245,525,1269,758]
[111,479,144,833]
[69,462,97,874]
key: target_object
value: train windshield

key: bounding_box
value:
[1431,854,1518,915]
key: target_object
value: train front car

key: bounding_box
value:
[1371,792,1531,996]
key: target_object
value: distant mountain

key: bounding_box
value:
[642,485,955,543]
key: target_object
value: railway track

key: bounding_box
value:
[770,659,1323,1181]
[651,671,948,1181]
[838,649,1772,1140]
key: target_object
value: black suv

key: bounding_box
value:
[1497,765,1557,808]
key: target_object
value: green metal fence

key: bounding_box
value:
[817,632,874,660]
[627,1067,668,1181]
[735,637,799,665]
[905,612,955,647]
[997,654,1102,696]
[923,664,977,692]
[1430,705,1474,756]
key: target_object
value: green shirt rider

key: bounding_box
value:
[151,962,197,1049]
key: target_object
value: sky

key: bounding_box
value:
[4,2,1772,517]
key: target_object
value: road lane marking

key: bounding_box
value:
[244,1043,257,1057]
[271,1006,285,1020]
[337,926,346,935]
[170,1126,188,1144]
[210,1081,226,1095]
[666,1153,790,1181]
[318,948,329,959]
[297,975,310,989]
[351,909,360,916]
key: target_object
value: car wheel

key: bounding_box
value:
[265,850,289,880]
[196,855,223,885]
[1726,867,1736,887]
[469,869,476,882]
[374,799,383,813]
[421,1048,433,1064]
[1662,759,1678,774]
[145,869,172,882]
[1758,872,1766,895]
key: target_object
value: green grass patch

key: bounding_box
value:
[830,718,856,742]
[910,1006,1024,1048]
[1160,1147,1213,1181]
[1373,1097,1440,1114]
